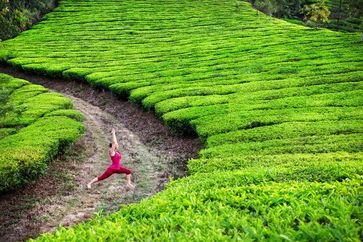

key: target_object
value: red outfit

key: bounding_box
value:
[98,151,131,181]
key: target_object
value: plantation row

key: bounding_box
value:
[0,73,84,192]
[0,0,362,240]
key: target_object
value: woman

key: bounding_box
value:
[87,128,134,190]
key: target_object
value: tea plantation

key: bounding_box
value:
[0,0,362,240]
[0,73,84,192]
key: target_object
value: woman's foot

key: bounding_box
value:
[87,177,98,189]
[125,183,135,191]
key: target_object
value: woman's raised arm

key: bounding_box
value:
[111,128,119,150]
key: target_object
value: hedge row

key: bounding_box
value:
[0,73,84,192]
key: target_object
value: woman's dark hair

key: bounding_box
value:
[109,143,112,148]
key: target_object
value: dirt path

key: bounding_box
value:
[0,66,203,241]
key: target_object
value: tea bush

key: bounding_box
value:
[0,73,84,192]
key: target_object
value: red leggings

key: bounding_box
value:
[98,166,132,181]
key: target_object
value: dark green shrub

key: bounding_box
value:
[0,0,57,41]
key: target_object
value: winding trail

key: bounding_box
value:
[0,66,203,241]
[51,93,172,227]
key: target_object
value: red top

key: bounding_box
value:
[110,151,122,169]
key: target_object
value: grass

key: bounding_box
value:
[0,0,361,240]
[0,73,84,192]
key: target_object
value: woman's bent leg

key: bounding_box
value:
[125,174,134,190]
[117,166,131,175]
[116,166,134,190]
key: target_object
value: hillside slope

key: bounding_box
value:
[0,0,362,240]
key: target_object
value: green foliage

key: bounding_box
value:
[45,109,84,121]
[250,0,305,18]
[35,178,362,241]
[253,0,280,16]
[250,0,362,31]
[302,0,331,27]
[0,0,362,240]
[0,86,13,117]
[328,0,363,31]
[0,0,56,41]
[0,73,84,192]
[0,128,16,139]
[188,152,363,175]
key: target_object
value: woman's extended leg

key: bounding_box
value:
[87,167,114,189]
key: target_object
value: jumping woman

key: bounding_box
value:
[87,128,135,190]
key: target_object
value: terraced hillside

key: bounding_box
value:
[0,0,362,240]
[0,73,84,192]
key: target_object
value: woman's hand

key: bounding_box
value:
[111,128,119,149]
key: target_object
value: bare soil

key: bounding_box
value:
[0,66,203,242]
